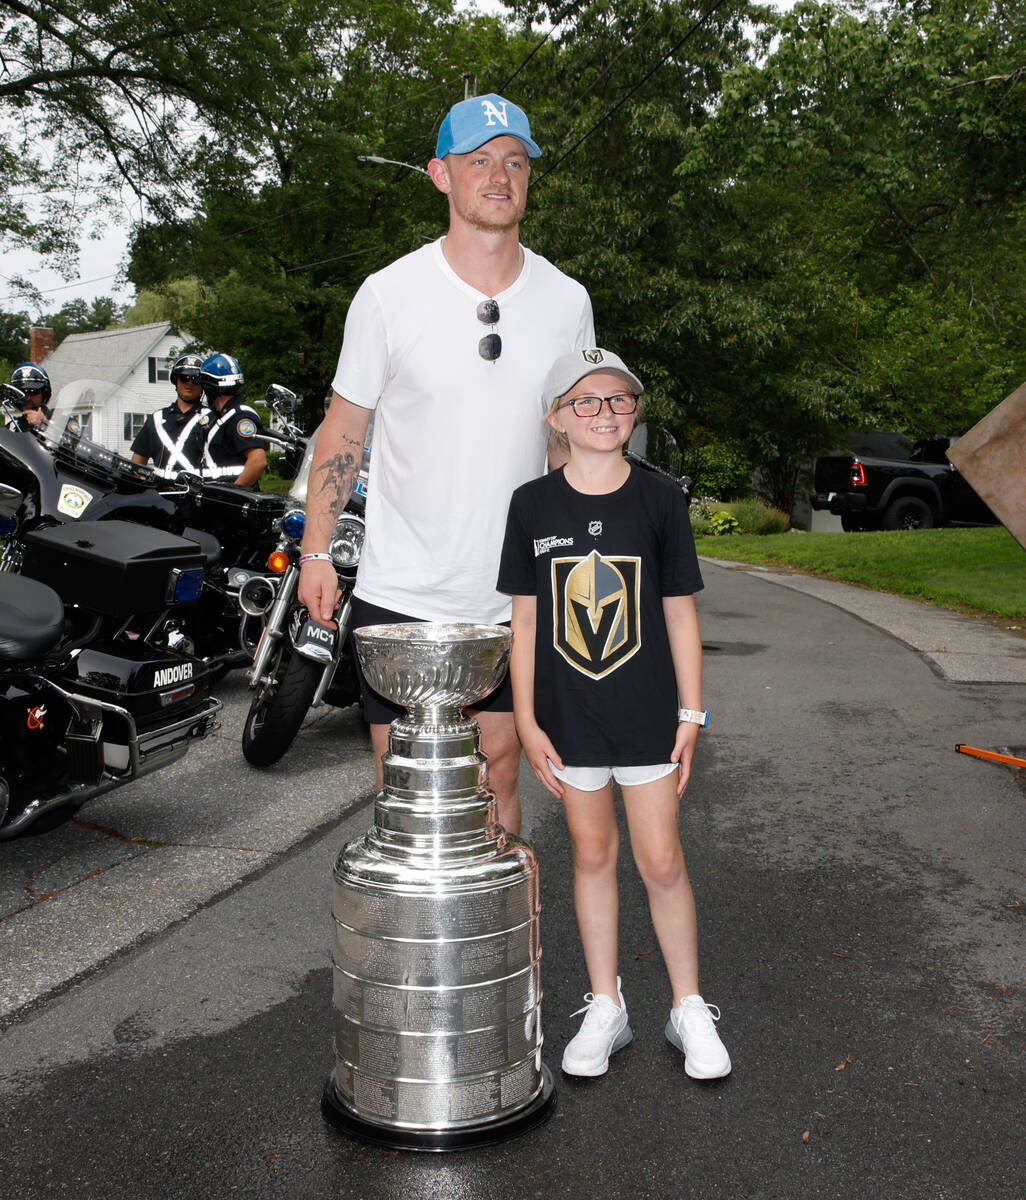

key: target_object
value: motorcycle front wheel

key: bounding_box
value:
[241,645,322,767]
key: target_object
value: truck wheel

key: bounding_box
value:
[882,496,935,531]
[242,646,322,767]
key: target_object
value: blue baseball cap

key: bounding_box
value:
[435,93,541,159]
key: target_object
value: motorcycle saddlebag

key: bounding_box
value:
[186,484,284,539]
[20,520,204,616]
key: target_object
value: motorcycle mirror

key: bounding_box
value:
[0,481,22,517]
[1,383,26,411]
[265,383,297,412]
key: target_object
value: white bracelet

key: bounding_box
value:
[298,552,333,566]
[678,708,710,728]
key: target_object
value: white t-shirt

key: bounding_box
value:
[332,238,595,623]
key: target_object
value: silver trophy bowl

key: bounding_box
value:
[355,621,511,723]
[321,623,553,1151]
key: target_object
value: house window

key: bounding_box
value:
[147,356,171,383]
[124,412,147,442]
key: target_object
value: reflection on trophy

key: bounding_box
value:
[321,622,553,1151]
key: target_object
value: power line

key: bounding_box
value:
[535,0,734,186]
[498,0,592,92]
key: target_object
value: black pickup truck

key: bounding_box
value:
[810,432,998,531]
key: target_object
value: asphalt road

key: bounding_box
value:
[2,560,1024,1199]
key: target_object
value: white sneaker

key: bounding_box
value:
[561,978,633,1077]
[665,994,731,1079]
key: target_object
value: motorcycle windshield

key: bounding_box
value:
[286,417,372,510]
[41,383,157,487]
[627,422,684,481]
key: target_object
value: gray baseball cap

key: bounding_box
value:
[542,348,644,407]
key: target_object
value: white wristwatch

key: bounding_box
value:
[678,707,710,728]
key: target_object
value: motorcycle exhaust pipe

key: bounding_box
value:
[239,575,277,617]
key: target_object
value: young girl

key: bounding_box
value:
[497,348,730,1080]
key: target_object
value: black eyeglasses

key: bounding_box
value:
[21,386,44,395]
[557,393,639,417]
[477,299,501,362]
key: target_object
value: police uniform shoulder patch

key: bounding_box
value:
[236,417,257,438]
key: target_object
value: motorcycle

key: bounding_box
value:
[0,380,299,678]
[0,479,222,838]
[241,426,368,766]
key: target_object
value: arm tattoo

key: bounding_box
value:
[310,437,361,540]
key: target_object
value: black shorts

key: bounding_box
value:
[349,595,514,725]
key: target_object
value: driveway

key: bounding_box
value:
[2,560,1023,1199]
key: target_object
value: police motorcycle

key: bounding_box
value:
[241,424,368,766]
[0,378,291,679]
[0,476,222,839]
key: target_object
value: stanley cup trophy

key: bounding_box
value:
[321,622,554,1151]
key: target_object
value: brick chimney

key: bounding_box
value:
[29,326,55,363]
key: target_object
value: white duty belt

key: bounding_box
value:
[201,404,261,480]
[152,408,207,480]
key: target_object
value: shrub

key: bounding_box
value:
[724,499,790,535]
[709,511,741,536]
[689,496,790,536]
[687,439,754,500]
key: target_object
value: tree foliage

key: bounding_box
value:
[6,0,1025,512]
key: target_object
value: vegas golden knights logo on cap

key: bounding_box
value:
[551,550,641,678]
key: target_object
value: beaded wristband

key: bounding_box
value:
[298,552,333,566]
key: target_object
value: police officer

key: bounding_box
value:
[7,363,52,430]
[131,353,209,477]
[198,353,267,487]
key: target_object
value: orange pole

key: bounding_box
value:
[956,744,1026,769]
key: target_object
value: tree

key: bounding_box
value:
[0,0,333,280]
[671,0,1026,508]
[39,296,124,343]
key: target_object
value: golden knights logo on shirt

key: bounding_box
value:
[551,549,641,678]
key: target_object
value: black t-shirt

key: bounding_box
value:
[130,402,207,471]
[497,465,703,767]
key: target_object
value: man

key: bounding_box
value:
[298,93,595,834]
[7,363,52,430]
[197,353,267,487]
[131,353,209,477]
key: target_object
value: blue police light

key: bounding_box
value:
[168,567,204,604]
[282,510,306,539]
[0,517,16,535]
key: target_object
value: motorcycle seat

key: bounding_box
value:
[0,572,65,662]
[181,527,222,570]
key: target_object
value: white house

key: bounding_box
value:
[39,322,202,454]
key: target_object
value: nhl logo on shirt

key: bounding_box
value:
[551,549,641,679]
[588,520,602,537]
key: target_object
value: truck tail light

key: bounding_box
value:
[850,459,867,486]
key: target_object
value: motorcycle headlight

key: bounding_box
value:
[329,513,365,571]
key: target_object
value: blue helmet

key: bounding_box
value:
[10,362,51,405]
[200,353,244,397]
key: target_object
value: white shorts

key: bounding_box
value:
[548,761,677,792]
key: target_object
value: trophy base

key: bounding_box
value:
[320,1065,556,1153]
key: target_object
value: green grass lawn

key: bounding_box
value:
[695,526,1026,624]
